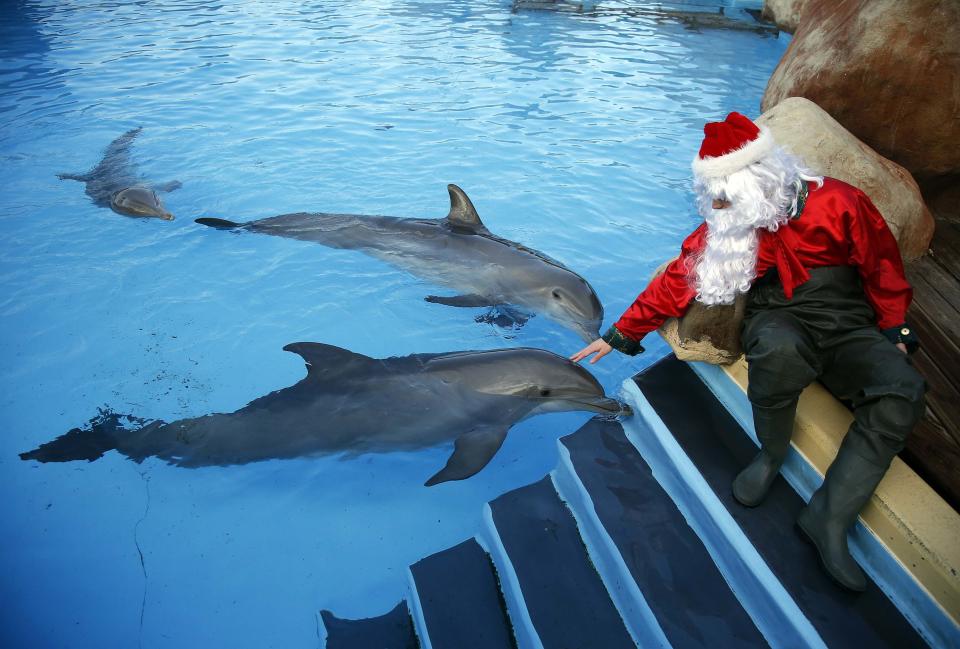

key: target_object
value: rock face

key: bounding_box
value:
[658,299,745,365]
[653,259,745,365]
[762,0,960,178]
[758,97,934,261]
[761,0,812,33]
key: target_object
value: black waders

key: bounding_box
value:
[738,266,925,591]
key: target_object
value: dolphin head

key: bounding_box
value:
[427,348,631,417]
[526,271,604,343]
[111,187,173,220]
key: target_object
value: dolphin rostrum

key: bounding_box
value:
[57,127,182,220]
[196,185,604,342]
[20,343,631,486]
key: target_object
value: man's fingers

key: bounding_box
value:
[571,341,597,362]
[569,350,588,363]
[589,347,610,364]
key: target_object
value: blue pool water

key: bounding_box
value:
[0,1,788,647]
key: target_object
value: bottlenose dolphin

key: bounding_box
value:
[20,343,631,486]
[196,185,604,342]
[57,127,181,220]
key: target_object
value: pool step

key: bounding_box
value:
[320,600,418,649]
[554,417,769,648]
[485,475,637,649]
[407,538,514,649]
[321,352,936,648]
[632,355,927,648]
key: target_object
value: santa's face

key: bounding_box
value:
[693,182,786,306]
[711,197,732,210]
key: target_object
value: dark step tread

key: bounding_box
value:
[634,355,926,648]
[488,475,635,649]
[321,601,418,649]
[410,538,515,649]
[561,418,769,648]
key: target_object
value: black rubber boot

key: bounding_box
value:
[796,446,889,592]
[732,401,796,507]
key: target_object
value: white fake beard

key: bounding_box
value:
[694,201,789,306]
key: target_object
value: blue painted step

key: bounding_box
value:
[409,538,515,649]
[321,601,419,649]
[634,355,927,648]
[560,418,769,648]
[488,475,636,649]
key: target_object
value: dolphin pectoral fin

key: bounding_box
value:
[475,305,532,329]
[444,184,488,233]
[153,180,182,193]
[424,425,509,486]
[425,294,497,308]
[57,172,91,182]
[196,217,242,229]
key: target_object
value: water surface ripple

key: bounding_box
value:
[0,1,786,647]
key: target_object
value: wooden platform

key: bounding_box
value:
[902,220,960,512]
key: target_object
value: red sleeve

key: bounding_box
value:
[612,223,706,341]
[845,189,913,329]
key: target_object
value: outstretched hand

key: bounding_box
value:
[570,338,613,364]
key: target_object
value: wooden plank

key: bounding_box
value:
[909,348,960,448]
[901,413,960,513]
[907,255,960,324]
[929,221,960,282]
[907,291,960,336]
[908,304,960,396]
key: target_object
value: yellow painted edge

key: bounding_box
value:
[723,359,960,623]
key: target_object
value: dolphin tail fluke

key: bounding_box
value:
[196,217,242,230]
[20,425,117,463]
[424,425,508,486]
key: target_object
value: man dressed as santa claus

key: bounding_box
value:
[571,112,926,592]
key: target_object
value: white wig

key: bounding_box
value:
[690,146,823,306]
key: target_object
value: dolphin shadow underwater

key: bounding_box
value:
[196,185,604,342]
[20,343,631,486]
[58,127,182,220]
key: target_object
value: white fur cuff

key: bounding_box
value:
[691,127,775,179]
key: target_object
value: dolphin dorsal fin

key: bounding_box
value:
[282,342,376,378]
[445,184,486,232]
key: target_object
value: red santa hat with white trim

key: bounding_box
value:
[691,111,775,179]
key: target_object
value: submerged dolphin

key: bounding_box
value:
[196,185,604,342]
[20,343,631,485]
[57,127,181,220]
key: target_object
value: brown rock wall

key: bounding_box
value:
[758,97,935,260]
[761,0,812,33]
[762,0,960,177]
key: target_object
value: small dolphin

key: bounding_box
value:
[196,185,604,342]
[57,127,181,220]
[20,343,631,486]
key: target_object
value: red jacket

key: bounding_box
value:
[610,178,913,347]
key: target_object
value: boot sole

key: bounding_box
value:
[731,482,763,508]
[795,517,866,593]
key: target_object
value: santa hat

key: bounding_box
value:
[692,112,775,179]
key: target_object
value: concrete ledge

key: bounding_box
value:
[718,358,960,627]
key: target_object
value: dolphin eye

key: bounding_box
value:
[539,388,551,397]
[552,290,562,300]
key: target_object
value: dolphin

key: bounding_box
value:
[195,185,604,342]
[20,343,630,485]
[57,127,181,220]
